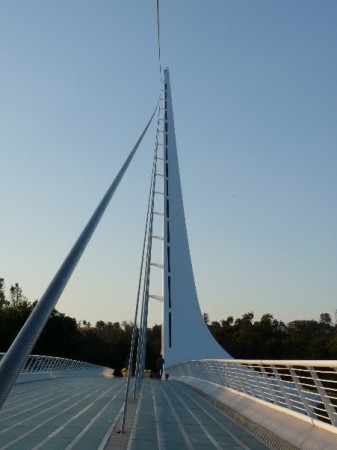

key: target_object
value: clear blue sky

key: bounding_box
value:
[1,0,337,327]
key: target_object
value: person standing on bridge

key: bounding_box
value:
[156,354,165,379]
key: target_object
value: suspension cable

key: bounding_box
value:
[120,117,160,433]
[156,0,162,74]
[133,134,159,388]
[120,0,164,429]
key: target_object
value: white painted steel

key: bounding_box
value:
[162,69,232,367]
[0,352,113,382]
[168,359,337,431]
[0,106,157,410]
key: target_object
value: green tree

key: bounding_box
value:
[231,312,260,358]
[254,313,287,359]
[320,313,332,325]
[0,278,9,309]
[203,313,210,325]
[9,283,27,308]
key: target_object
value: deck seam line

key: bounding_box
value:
[151,379,166,450]
[65,385,125,450]
[158,380,194,449]
[171,381,251,449]
[181,381,299,450]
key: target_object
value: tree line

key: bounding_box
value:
[204,311,337,360]
[1,279,337,376]
[0,279,161,375]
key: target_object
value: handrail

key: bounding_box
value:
[226,359,337,368]
[168,359,337,429]
[0,352,112,376]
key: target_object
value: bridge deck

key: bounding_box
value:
[0,377,271,449]
[128,379,270,450]
[0,376,125,450]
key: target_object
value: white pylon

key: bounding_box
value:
[162,68,232,367]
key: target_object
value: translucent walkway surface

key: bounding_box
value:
[0,377,125,449]
[128,380,270,450]
[0,377,272,449]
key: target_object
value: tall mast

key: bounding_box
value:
[162,69,232,367]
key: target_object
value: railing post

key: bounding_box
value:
[260,366,280,405]
[24,355,34,372]
[289,366,316,419]
[250,364,269,402]
[241,364,257,398]
[310,366,337,426]
[271,366,294,411]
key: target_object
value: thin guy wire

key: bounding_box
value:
[121,118,160,432]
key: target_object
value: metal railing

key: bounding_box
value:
[0,352,113,377]
[168,359,337,428]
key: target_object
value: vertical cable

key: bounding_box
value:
[134,178,157,388]
[121,0,165,429]
[120,123,160,433]
[156,0,162,74]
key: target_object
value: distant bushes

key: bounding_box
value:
[205,311,337,359]
[0,279,161,375]
[1,279,336,373]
